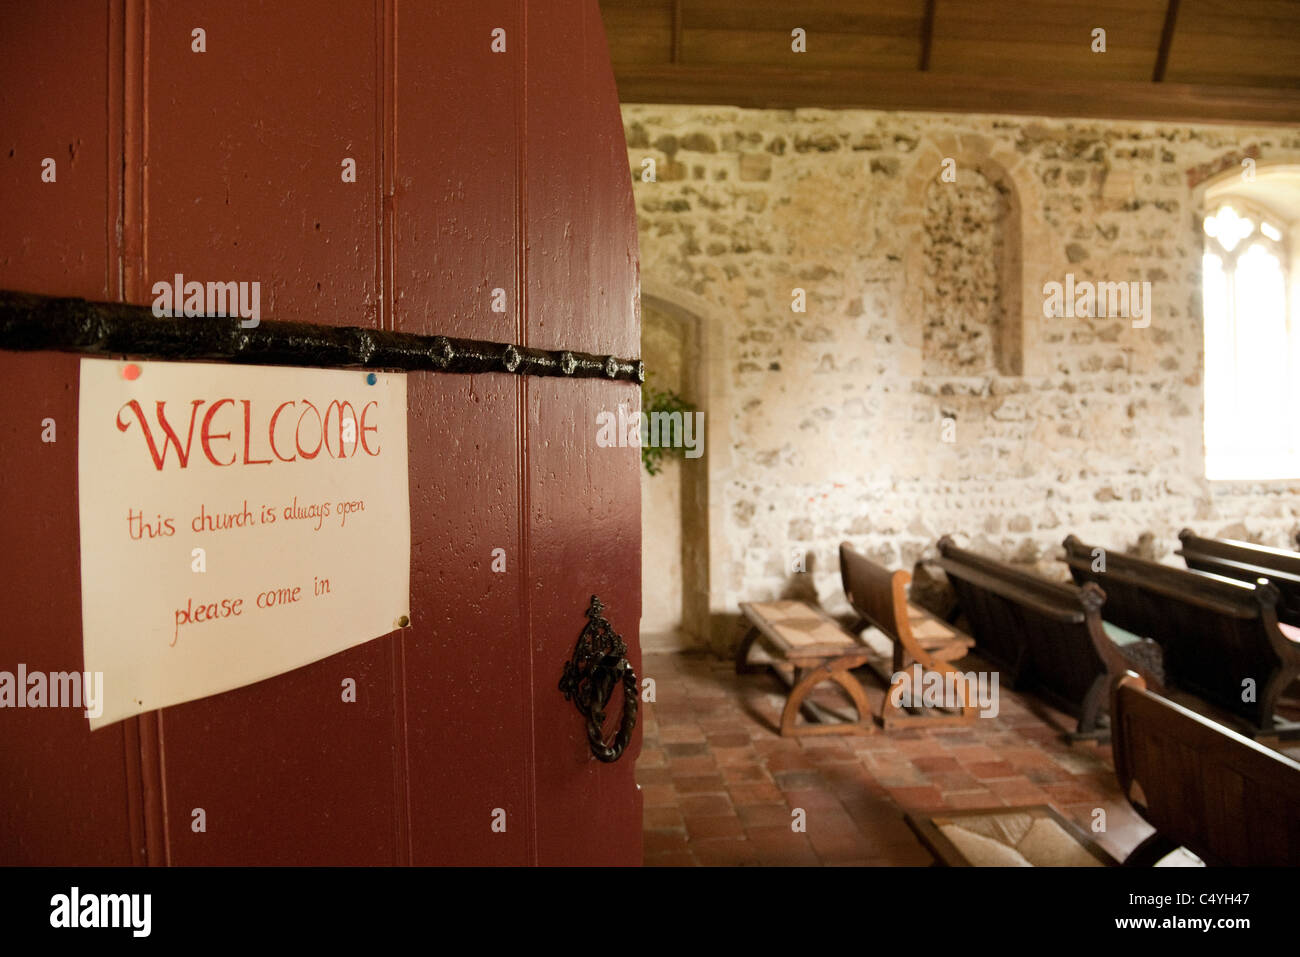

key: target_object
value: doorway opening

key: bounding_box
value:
[640,295,709,651]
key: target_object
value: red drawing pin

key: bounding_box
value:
[122,363,141,381]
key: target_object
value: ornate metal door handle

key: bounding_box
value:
[559,595,638,763]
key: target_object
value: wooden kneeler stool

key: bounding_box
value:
[840,543,978,729]
[735,600,875,736]
[907,804,1118,866]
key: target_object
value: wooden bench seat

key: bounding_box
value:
[1111,672,1300,866]
[936,536,1139,740]
[1063,535,1300,739]
[1178,528,1300,627]
[735,600,874,736]
[839,543,977,729]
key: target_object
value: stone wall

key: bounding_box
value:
[623,103,1300,650]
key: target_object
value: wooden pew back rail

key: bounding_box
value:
[1178,527,1300,627]
[1063,534,1300,736]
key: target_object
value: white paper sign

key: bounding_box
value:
[77,358,410,729]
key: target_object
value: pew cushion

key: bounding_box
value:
[907,602,975,650]
[1102,620,1144,647]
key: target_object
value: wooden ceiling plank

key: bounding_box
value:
[933,20,1164,46]
[681,2,924,37]
[684,0,921,15]
[931,40,1160,63]
[1165,69,1300,89]
[1164,31,1300,86]
[602,7,674,67]
[936,1,1168,31]
[931,38,1164,77]
[1168,31,1300,62]
[680,29,922,67]
[1181,0,1300,20]
[1176,38,1300,63]
[1176,13,1300,35]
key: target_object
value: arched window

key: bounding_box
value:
[1202,194,1297,479]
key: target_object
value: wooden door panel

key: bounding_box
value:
[401,376,531,865]
[143,0,381,325]
[0,0,113,300]
[0,4,134,866]
[394,0,522,343]
[524,1,640,359]
[0,356,137,866]
[160,648,400,865]
[394,0,532,865]
[525,2,643,866]
[141,0,400,864]
[528,378,644,865]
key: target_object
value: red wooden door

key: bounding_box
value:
[0,0,641,866]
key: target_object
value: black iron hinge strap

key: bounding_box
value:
[0,290,644,383]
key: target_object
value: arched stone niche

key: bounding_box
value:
[900,135,1053,378]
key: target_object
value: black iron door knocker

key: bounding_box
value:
[559,595,638,763]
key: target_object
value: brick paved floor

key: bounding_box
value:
[637,650,1211,866]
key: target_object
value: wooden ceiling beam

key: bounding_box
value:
[919,0,936,72]
[672,0,683,64]
[611,64,1300,126]
[1153,0,1181,83]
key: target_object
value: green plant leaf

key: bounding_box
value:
[639,377,698,476]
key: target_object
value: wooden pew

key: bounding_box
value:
[1111,672,1300,866]
[936,536,1139,740]
[838,543,977,729]
[1062,535,1300,738]
[1177,528,1300,627]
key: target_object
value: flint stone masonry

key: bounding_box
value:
[923,167,1007,376]
[625,104,1300,652]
